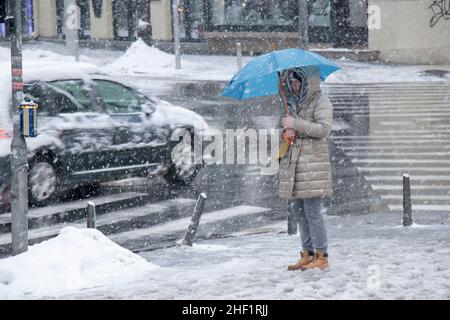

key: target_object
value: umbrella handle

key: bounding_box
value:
[278,72,296,145]
[278,73,290,114]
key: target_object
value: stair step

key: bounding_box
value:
[388,204,450,213]
[365,175,450,182]
[110,205,274,252]
[0,192,150,234]
[0,197,198,256]
[380,197,450,206]
[347,154,450,160]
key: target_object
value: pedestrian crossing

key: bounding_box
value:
[325,82,450,215]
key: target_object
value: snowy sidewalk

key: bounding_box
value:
[1,210,448,299]
[73,211,450,300]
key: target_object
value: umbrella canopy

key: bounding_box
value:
[221,48,341,100]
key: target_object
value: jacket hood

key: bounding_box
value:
[286,66,321,106]
[302,66,321,102]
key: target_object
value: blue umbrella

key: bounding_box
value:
[221,48,341,100]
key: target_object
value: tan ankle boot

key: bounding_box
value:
[301,251,329,271]
[287,251,314,271]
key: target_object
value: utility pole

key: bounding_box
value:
[64,0,80,62]
[7,0,29,255]
[172,0,181,69]
[298,0,309,49]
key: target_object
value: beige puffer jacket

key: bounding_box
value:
[278,67,333,200]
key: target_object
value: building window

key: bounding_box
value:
[0,0,34,38]
[348,0,367,27]
[56,0,90,39]
[178,0,205,41]
[208,0,298,30]
[309,0,331,27]
[22,0,34,37]
[112,0,137,40]
[78,0,91,39]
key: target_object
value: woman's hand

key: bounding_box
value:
[284,128,296,138]
[282,114,295,129]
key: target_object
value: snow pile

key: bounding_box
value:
[0,227,157,299]
[105,38,197,75]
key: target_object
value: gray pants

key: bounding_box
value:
[288,197,328,254]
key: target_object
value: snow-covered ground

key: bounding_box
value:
[0,210,448,300]
[0,39,449,300]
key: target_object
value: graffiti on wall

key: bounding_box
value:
[429,0,450,27]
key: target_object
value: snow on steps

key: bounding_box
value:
[0,192,149,234]
[0,197,277,256]
[0,197,197,256]
[110,205,275,252]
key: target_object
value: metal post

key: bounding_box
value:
[8,0,29,255]
[287,201,298,235]
[74,38,79,62]
[172,0,181,69]
[403,174,413,227]
[236,42,242,70]
[87,201,96,229]
[180,193,207,246]
[298,0,309,49]
[64,0,80,62]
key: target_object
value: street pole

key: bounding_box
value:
[64,0,80,62]
[8,0,29,255]
[236,42,242,70]
[298,0,309,49]
[172,0,181,69]
[402,174,413,227]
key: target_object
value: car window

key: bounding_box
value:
[24,81,90,115]
[23,84,53,116]
[49,80,92,112]
[93,80,142,114]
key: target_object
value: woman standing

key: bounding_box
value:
[279,66,333,271]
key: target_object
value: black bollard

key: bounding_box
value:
[403,174,413,227]
[180,193,207,246]
[87,201,96,229]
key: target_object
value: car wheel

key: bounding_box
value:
[28,160,59,207]
[165,130,202,187]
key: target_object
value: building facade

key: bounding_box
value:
[369,0,450,64]
[177,0,369,53]
[0,0,449,64]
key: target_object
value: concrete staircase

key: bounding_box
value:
[0,189,278,256]
[325,82,450,216]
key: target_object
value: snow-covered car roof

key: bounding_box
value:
[0,61,105,128]
[0,62,208,158]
